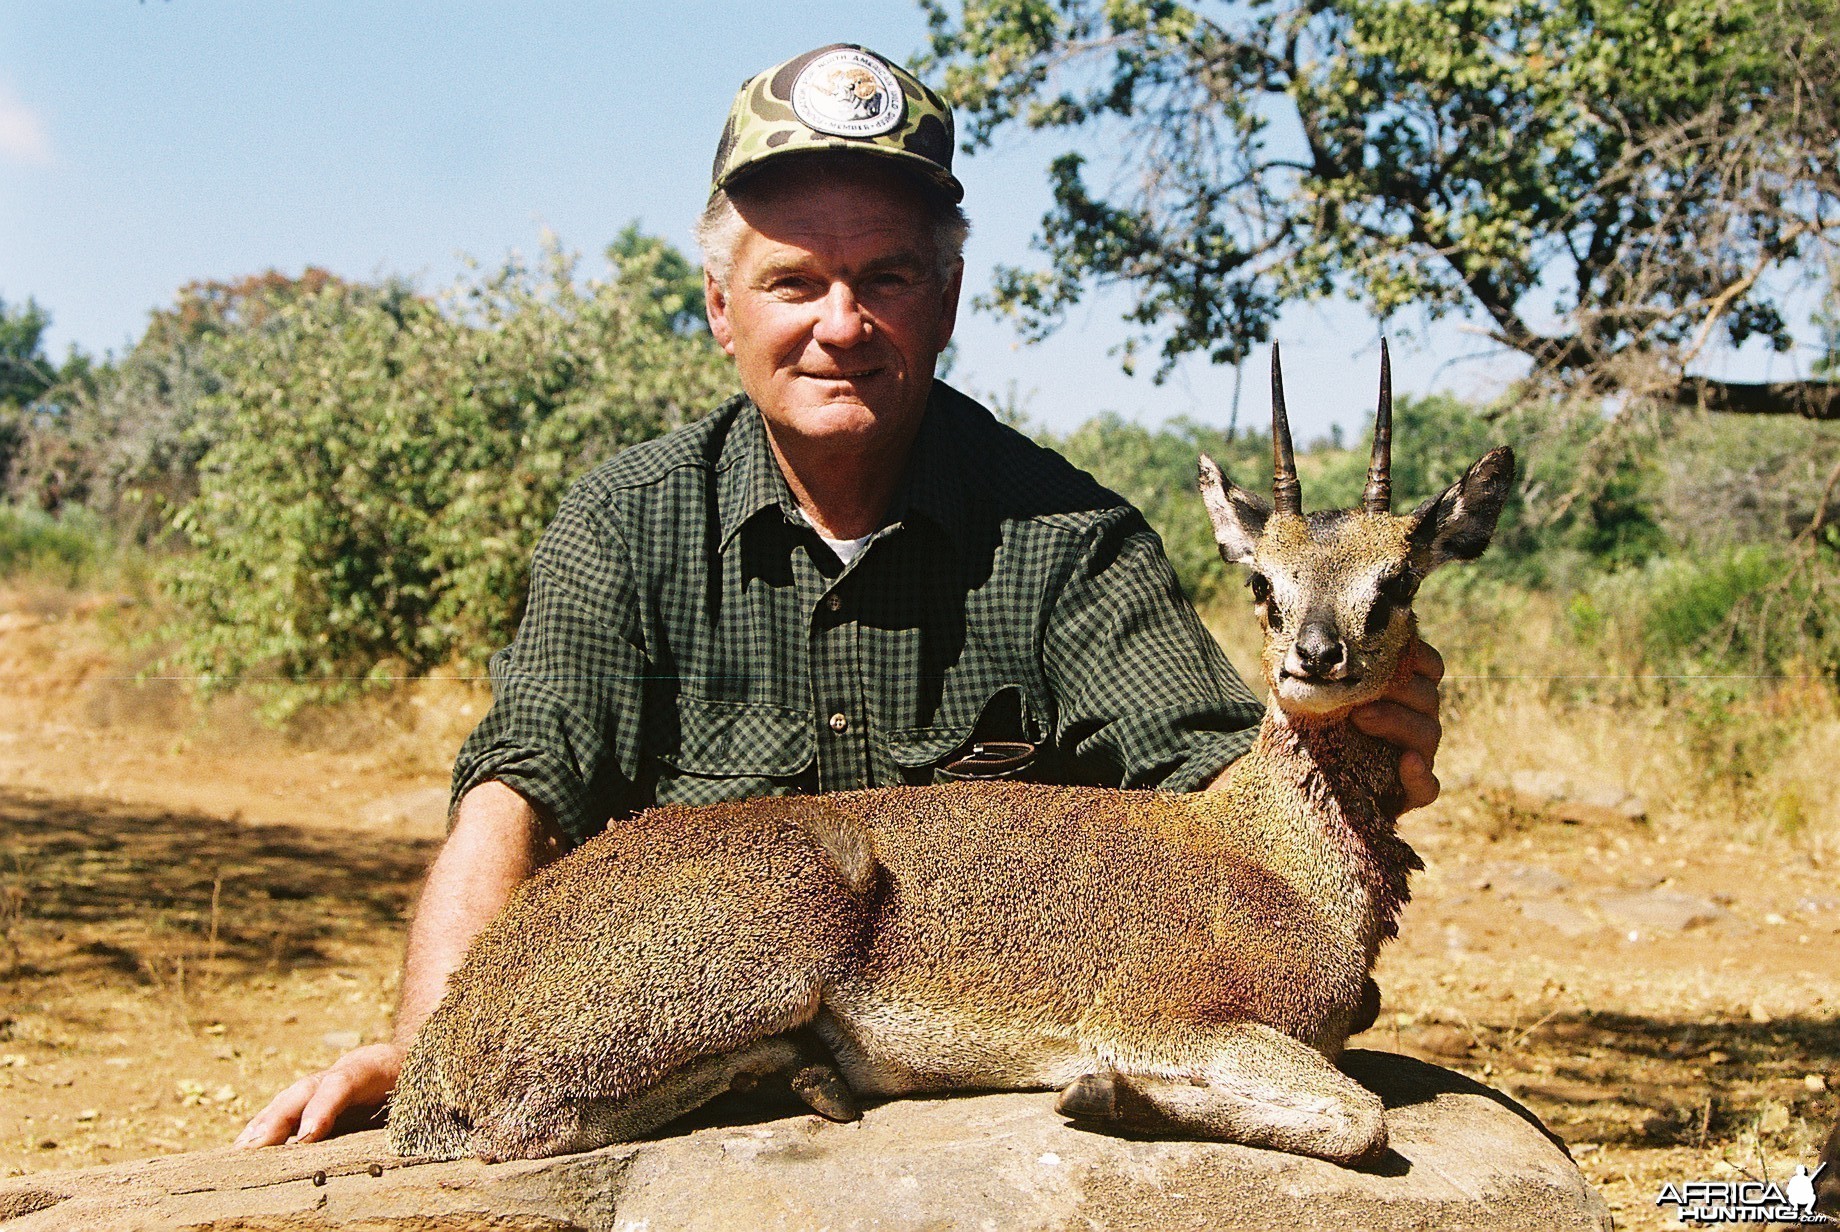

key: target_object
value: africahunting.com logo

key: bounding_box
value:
[1656,1162,1830,1224]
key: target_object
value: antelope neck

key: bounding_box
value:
[1255,705,1420,949]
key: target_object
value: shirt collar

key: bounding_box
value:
[885,381,976,549]
[714,382,978,554]
[716,397,802,553]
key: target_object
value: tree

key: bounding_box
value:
[920,0,1840,416]
[0,297,55,409]
[160,237,733,713]
[3,269,364,523]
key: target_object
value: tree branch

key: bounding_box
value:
[1671,377,1840,420]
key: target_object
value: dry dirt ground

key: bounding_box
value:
[2,589,1836,1231]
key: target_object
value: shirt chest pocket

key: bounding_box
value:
[643,694,816,804]
[885,684,1043,785]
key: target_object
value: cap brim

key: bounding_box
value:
[717,143,964,204]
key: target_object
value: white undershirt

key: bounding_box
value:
[818,531,874,566]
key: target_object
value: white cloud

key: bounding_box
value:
[0,82,52,166]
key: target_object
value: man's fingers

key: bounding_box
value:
[294,1069,360,1144]
[1383,669,1440,718]
[235,1046,402,1149]
[1399,751,1441,812]
[234,1075,320,1148]
[1405,638,1445,684]
[1351,699,1441,765]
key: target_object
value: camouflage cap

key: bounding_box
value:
[711,43,962,203]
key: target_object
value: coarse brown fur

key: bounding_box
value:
[389,352,1516,1167]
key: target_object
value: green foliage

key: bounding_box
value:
[921,0,1840,407]
[1045,413,1268,604]
[4,270,353,526]
[0,504,105,585]
[159,238,731,714]
[1588,546,1839,681]
[1043,384,1835,690]
[0,297,55,409]
[1,296,95,502]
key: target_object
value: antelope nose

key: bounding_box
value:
[1291,622,1347,679]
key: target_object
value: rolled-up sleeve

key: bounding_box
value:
[1041,509,1264,791]
[450,485,647,846]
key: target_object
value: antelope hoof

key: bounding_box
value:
[1056,1074,1120,1123]
[790,1064,860,1122]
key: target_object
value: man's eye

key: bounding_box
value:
[862,271,919,294]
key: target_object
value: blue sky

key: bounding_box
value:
[0,2,1821,441]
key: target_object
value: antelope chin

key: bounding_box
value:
[1273,672,1371,717]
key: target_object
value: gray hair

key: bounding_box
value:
[696,184,970,293]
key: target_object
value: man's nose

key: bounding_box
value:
[811,282,870,347]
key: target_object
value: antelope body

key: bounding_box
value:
[389,345,1515,1166]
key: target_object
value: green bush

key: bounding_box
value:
[1574,545,1839,682]
[1045,414,1271,606]
[160,235,732,714]
[0,504,105,584]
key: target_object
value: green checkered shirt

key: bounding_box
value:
[452,381,1264,846]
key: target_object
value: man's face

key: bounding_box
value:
[704,161,962,459]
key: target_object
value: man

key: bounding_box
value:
[238,44,1444,1149]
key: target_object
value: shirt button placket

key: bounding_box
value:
[806,565,866,792]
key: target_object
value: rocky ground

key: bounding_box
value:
[1,590,1835,1231]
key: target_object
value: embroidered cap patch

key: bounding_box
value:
[790,47,906,138]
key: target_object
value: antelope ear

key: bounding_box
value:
[1408,446,1515,571]
[1199,453,1270,565]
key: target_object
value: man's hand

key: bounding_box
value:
[1352,638,1444,812]
[233,781,565,1150]
[234,1043,401,1148]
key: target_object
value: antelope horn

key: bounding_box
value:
[1363,339,1393,514]
[1270,343,1302,515]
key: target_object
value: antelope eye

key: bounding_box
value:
[1364,573,1419,638]
[1381,572,1419,606]
[1246,573,1283,631]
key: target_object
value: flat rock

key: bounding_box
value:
[1500,772,1646,825]
[0,1052,1609,1232]
[1595,889,1728,933]
[1472,861,1572,897]
[1517,897,1599,937]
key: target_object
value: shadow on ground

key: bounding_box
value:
[0,787,437,986]
[1387,1010,1840,1152]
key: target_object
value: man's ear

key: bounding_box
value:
[937,260,964,349]
[1199,453,1269,565]
[1408,446,1515,572]
[704,268,736,356]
